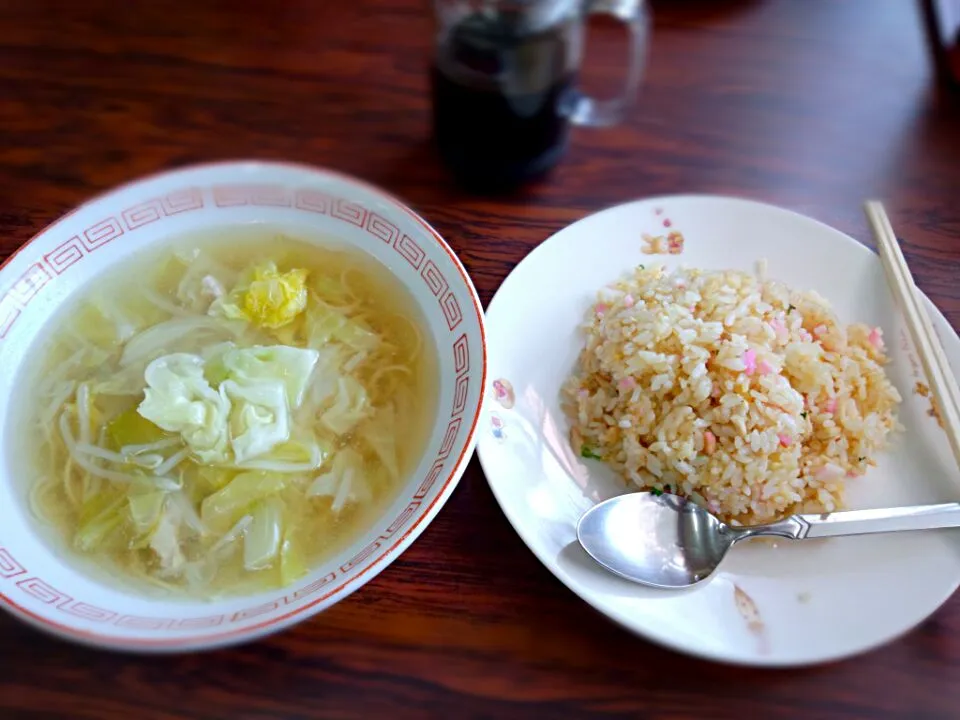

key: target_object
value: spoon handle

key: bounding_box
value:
[730,502,960,541]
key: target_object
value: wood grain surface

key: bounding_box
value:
[2,0,960,718]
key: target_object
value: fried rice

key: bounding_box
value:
[562,264,902,525]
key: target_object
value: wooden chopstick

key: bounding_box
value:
[865,200,960,471]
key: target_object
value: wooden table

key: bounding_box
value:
[2,0,960,717]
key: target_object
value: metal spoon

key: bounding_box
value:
[577,492,960,589]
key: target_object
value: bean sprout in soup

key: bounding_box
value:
[11,230,438,598]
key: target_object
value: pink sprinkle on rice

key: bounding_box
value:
[868,327,884,349]
[595,303,609,316]
[824,398,837,413]
[619,377,637,391]
[703,430,716,455]
[743,349,757,375]
[778,433,792,447]
[757,360,773,375]
[623,294,635,308]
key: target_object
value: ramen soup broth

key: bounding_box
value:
[9,228,438,598]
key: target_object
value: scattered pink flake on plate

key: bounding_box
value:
[492,378,516,409]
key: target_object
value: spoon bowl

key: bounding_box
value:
[577,492,733,588]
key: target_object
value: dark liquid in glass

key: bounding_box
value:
[431,10,579,190]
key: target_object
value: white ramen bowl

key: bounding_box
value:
[0,161,486,652]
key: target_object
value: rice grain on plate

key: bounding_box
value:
[562,264,902,525]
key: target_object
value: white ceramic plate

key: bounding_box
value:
[0,161,486,652]
[477,195,960,667]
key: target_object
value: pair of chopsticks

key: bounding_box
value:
[865,201,960,470]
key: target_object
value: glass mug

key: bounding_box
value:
[430,0,648,190]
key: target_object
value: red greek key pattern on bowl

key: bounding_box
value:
[213,185,250,206]
[214,184,292,207]
[115,616,173,630]
[61,602,117,623]
[16,578,72,606]
[420,261,462,329]
[122,200,165,230]
[386,502,422,535]
[232,601,281,622]
[416,459,446,500]
[395,234,426,270]
[0,548,26,579]
[440,291,463,331]
[452,374,469,417]
[248,185,292,207]
[438,417,463,460]
[172,615,225,630]
[83,217,124,249]
[365,213,400,244]
[453,334,469,376]
[0,178,480,643]
[162,188,204,215]
[420,260,449,297]
[122,189,205,230]
[330,198,367,227]
[340,541,382,573]
[294,189,331,214]
[289,572,337,601]
[10,263,53,305]
[45,236,86,274]
[123,200,163,229]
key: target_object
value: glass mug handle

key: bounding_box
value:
[568,0,649,128]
